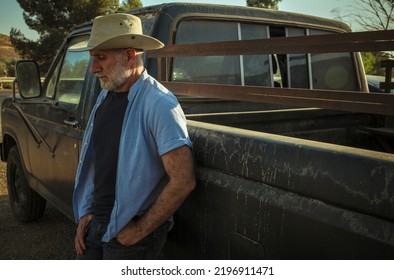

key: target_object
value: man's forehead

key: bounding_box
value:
[89,49,122,56]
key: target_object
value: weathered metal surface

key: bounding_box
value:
[166,167,394,259]
[186,108,386,151]
[162,120,394,259]
[187,120,394,221]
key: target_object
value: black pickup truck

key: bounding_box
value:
[1,3,394,259]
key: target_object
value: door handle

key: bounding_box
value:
[64,118,79,127]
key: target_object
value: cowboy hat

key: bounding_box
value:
[70,13,164,51]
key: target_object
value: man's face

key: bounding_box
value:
[89,49,132,91]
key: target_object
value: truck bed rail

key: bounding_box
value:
[149,30,394,116]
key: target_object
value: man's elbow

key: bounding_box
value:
[180,174,196,196]
[187,176,197,193]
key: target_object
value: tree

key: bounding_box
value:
[332,0,394,76]
[332,0,394,31]
[349,0,394,31]
[11,0,142,74]
[118,0,142,11]
[246,0,282,10]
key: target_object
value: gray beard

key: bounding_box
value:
[99,57,132,92]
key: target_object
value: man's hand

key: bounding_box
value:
[116,219,143,246]
[75,214,93,255]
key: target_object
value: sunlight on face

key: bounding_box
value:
[99,52,132,91]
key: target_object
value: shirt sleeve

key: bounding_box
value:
[150,93,192,156]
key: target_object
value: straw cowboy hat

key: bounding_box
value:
[71,13,164,51]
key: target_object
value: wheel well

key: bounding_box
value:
[2,134,17,162]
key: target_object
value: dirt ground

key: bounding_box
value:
[0,161,76,260]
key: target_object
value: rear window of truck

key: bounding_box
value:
[172,19,358,91]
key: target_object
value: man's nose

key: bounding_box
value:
[90,59,101,73]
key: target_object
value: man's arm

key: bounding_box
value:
[116,145,196,246]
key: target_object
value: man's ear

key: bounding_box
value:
[125,48,136,61]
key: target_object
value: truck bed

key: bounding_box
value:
[163,116,394,259]
[187,108,394,152]
[186,107,390,152]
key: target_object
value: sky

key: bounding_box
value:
[0,0,356,40]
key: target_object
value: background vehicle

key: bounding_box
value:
[367,74,394,93]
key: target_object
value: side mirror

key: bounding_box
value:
[15,60,42,100]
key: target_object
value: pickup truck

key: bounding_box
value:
[1,2,394,259]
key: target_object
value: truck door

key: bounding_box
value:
[26,35,91,217]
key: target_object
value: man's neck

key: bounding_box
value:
[116,66,144,93]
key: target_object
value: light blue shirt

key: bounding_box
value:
[73,70,192,242]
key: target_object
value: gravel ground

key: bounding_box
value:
[0,159,76,260]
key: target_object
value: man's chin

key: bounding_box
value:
[99,81,115,91]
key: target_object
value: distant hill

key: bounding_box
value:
[0,33,20,62]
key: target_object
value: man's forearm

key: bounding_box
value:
[116,145,196,246]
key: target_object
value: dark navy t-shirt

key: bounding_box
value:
[92,91,129,223]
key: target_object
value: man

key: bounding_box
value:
[71,13,196,259]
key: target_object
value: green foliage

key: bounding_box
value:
[0,60,16,88]
[11,0,142,74]
[118,0,142,11]
[333,1,394,77]
[246,0,282,9]
[0,61,7,76]
[16,0,116,36]
[0,34,19,79]
[61,57,90,78]
[0,60,17,78]
[5,60,16,77]
[361,51,393,76]
[362,52,378,74]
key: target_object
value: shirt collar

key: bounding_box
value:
[128,69,148,101]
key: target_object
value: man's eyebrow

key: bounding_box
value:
[90,52,105,57]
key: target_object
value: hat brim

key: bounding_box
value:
[69,34,164,52]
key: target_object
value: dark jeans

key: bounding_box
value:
[76,217,169,260]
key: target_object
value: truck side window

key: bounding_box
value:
[287,28,309,89]
[45,57,61,99]
[172,20,358,92]
[55,47,89,107]
[309,29,358,91]
[46,36,90,104]
[43,35,90,109]
[173,20,270,86]
[241,23,271,86]
[273,27,358,91]
[56,51,88,105]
